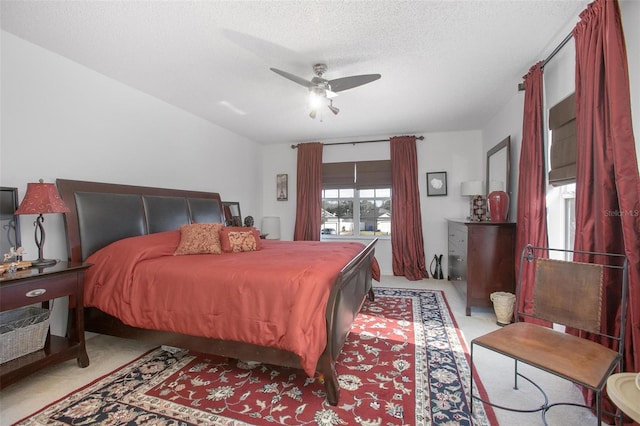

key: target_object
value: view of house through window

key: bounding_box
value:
[321,188,391,236]
[321,160,392,237]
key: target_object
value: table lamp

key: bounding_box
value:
[461,180,486,222]
[15,179,70,266]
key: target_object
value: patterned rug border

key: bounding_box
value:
[14,287,498,426]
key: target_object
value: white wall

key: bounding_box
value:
[1,32,263,334]
[261,131,482,276]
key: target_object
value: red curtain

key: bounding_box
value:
[390,136,428,280]
[293,142,323,241]
[573,0,640,412]
[514,62,550,324]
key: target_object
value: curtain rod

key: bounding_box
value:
[291,135,424,149]
[541,32,573,69]
[518,32,573,91]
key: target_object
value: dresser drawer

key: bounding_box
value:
[448,222,467,255]
[448,253,466,280]
[0,273,79,311]
[447,220,468,281]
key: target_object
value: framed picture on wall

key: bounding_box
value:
[277,174,288,201]
[426,171,447,196]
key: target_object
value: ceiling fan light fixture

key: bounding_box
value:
[328,101,339,115]
[308,87,325,110]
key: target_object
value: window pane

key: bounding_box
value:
[359,189,375,197]
[376,219,391,236]
[322,200,339,220]
[338,218,354,236]
[376,188,391,197]
[339,188,354,198]
[360,199,377,217]
[338,200,354,218]
[324,189,339,198]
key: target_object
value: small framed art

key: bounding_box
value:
[426,171,447,196]
[277,174,288,201]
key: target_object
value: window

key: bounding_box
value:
[321,161,391,237]
[562,183,576,260]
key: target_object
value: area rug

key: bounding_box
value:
[15,287,497,425]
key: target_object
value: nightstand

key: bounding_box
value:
[0,261,91,389]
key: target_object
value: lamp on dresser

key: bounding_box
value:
[15,179,70,266]
[461,180,486,222]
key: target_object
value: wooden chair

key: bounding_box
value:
[470,244,628,425]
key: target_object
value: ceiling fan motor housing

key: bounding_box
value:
[313,63,328,77]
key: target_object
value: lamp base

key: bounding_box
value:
[469,195,487,222]
[31,258,58,267]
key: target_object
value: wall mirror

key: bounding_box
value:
[1,187,21,257]
[486,136,511,197]
[223,201,242,227]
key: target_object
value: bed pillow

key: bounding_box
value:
[174,223,224,255]
[219,227,262,253]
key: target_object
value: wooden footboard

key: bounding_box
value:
[320,237,377,404]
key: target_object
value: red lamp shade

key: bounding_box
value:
[15,180,69,215]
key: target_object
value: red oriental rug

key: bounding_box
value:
[15,288,497,425]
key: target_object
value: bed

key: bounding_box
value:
[56,178,378,405]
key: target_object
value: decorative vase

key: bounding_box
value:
[488,190,509,222]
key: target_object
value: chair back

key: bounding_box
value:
[533,258,603,332]
[517,245,628,347]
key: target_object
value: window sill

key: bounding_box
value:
[321,235,390,241]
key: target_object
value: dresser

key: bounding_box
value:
[447,220,516,315]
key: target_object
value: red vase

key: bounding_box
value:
[488,190,509,222]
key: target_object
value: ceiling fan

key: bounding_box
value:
[270,64,381,119]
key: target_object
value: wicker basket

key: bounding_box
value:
[490,292,515,326]
[0,307,50,363]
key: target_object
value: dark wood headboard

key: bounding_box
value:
[57,179,225,262]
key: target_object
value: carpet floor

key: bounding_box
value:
[11,287,496,425]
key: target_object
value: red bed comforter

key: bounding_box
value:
[84,231,378,376]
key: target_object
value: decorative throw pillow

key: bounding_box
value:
[174,223,224,255]
[219,227,262,253]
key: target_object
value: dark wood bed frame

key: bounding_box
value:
[56,178,377,405]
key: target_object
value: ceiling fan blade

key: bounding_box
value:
[270,68,313,88]
[329,74,381,92]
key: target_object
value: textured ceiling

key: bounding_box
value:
[1,0,588,145]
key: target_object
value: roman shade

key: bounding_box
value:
[322,162,355,189]
[355,160,392,189]
[322,161,391,189]
[548,93,576,186]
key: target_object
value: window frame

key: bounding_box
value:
[321,161,392,239]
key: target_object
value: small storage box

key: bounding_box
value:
[0,307,50,363]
